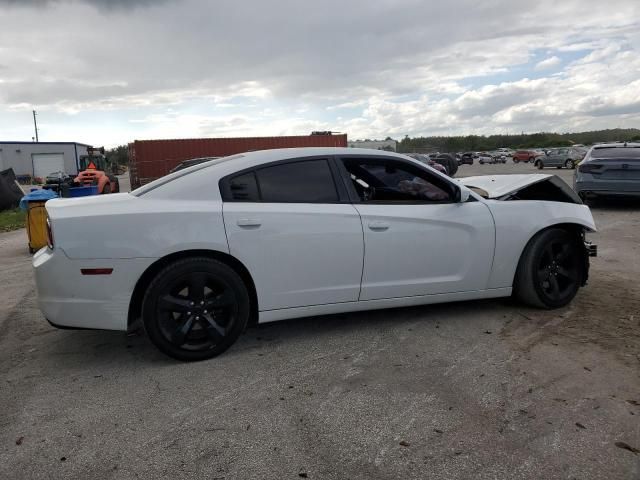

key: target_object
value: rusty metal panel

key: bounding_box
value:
[128,135,348,188]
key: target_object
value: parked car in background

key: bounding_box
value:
[35,147,596,361]
[497,148,514,156]
[574,143,640,201]
[459,152,475,165]
[487,151,508,163]
[535,148,583,169]
[404,153,449,175]
[169,157,219,173]
[513,150,542,163]
[478,152,504,164]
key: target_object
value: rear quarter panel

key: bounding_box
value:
[47,194,229,259]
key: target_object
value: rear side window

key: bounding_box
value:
[228,172,259,201]
[256,159,339,203]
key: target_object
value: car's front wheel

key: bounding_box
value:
[535,160,544,169]
[565,159,575,169]
[142,257,250,361]
[514,228,583,309]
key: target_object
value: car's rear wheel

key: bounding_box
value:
[513,157,519,163]
[514,228,583,309]
[528,157,534,163]
[142,257,250,361]
[565,159,575,169]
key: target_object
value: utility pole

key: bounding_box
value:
[32,110,39,142]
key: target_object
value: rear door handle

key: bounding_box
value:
[237,218,262,227]
[368,221,389,231]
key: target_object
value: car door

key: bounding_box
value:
[548,149,564,166]
[337,156,495,301]
[221,157,364,312]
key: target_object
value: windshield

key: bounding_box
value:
[131,154,244,196]
[590,147,640,159]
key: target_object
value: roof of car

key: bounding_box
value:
[132,148,427,197]
[592,142,640,149]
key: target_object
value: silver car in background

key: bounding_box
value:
[574,143,640,201]
[535,148,583,169]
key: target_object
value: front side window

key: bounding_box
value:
[342,158,454,203]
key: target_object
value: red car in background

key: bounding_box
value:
[513,150,543,163]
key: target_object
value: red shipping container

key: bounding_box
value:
[128,134,348,188]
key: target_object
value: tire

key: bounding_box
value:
[514,228,583,309]
[513,157,519,163]
[528,157,534,163]
[479,160,484,165]
[445,155,458,177]
[535,160,544,169]
[565,159,574,169]
[102,184,111,194]
[435,154,458,177]
[142,257,250,361]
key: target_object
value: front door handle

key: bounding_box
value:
[368,221,389,231]
[237,218,262,227]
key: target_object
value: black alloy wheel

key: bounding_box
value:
[142,257,250,361]
[535,241,580,304]
[515,228,583,308]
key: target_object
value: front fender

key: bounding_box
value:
[485,200,596,289]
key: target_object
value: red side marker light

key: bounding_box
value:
[81,268,113,275]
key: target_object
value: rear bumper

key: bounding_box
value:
[33,248,154,331]
[575,179,640,196]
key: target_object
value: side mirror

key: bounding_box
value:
[459,187,470,203]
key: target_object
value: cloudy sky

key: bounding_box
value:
[0,0,639,147]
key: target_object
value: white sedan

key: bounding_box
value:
[34,148,597,361]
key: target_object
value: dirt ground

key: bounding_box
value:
[0,163,638,479]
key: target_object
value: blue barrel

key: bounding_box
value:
[68,186,98,197]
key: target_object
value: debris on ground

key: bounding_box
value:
[615,442,639,454]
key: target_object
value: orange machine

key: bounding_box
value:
[74,146,120,194]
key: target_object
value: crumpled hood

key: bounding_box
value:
[457,174,552,199]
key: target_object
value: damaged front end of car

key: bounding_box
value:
[458,174,597,286]
[459,174,583,204]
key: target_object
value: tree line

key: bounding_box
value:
[397,128,640,153]
[104,128,640,162]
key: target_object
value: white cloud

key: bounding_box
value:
[0,0,639,143]
[535,56,561,71]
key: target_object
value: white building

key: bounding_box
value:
[0,141,91,179]
[348,139,397,151]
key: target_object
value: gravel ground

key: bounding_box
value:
[0,162,638,479]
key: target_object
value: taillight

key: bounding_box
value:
[578,163,601,174]
[46,216,54,249]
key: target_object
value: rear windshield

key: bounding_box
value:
[131,155,244,196]
[591,147,640,160]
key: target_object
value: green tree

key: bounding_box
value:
[106,145,129,166]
